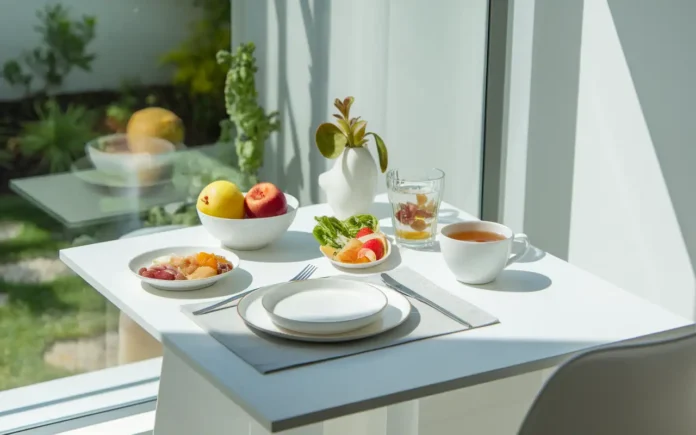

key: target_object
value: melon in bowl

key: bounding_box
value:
[85,134,177,184]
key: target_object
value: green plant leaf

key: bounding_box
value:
[336,118,351,140]
[365,132,388,173]
[315,123,347,159]
[352,120,367,144]
[343,97,354,118]
[334,98,346,118]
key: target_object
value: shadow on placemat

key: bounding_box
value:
[246,304,422,349]
[141,268,254,299]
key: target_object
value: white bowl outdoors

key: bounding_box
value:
[197,193,298,251]
[128,245,240,291]
[86,134,176,176]
[260,279,388,335]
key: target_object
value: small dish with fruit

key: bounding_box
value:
[197,181,298,250]
[313,214,391,269]
[128,246,240,291]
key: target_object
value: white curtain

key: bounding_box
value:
[232,0,488,215]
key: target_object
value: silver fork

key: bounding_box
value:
[192,264,318,315]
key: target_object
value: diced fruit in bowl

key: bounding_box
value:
[355,227,374,238]
[137,252,234,281]
[197,180,298,250]
[313,214,390,267]
[244,182,288,218]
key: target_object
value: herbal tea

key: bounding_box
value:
[447,230,506,243]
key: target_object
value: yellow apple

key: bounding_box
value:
[197,181,245,219]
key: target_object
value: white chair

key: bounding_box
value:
[518,331,696,435]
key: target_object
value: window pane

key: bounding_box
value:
[0,0,233,392]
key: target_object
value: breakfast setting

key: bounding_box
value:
[95,96,532,375]
[54,91,687,435]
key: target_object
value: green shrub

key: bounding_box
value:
[18,100,98,173]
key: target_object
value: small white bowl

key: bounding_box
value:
[197,193,298,251]
[128,246,240,291]
[86,134,176,176]
[260,279,388,335]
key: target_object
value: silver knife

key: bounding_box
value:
[380,273,471,327]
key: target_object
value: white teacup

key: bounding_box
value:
[440,221,529,284]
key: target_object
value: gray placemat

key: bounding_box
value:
[182,267,499,374]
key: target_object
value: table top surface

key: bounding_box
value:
[60,194,692,431]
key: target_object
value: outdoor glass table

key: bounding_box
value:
[59,194,693,434]
[9,144,237,231]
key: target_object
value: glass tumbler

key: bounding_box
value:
[386,168,445,249]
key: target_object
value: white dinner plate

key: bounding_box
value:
[261,279,388,335]
[128,246,240,291]
[323,237,392,270]
[238,282,411,343]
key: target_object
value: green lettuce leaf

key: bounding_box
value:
[343,214,379,237]
[312,216,350,249]
[312,214,380,248]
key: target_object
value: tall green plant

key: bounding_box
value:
[1,4,96,96]
[217,43,280,180]
[19,100,97,173]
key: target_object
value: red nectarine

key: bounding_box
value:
[244,182,288,218]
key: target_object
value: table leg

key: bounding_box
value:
[154,348,250,434]
[118,312,162,364]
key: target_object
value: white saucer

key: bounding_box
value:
[238,283,411,343]
[324,238,392,270]
[261,279,388,335]
[128,246,240,291]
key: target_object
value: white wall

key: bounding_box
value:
[0,0,199,100]
[569,0,696,320]
[504,0,696,320]
[233,0,489,212]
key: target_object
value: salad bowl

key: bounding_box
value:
[313,214,390,268]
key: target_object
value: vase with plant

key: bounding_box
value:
[315,96,388,219]
[216,42,280,187]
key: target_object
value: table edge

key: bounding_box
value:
[162,323,695,432]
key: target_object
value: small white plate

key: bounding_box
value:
[238,282,411,343]
[128,246,240,291]
[261,279,388,335]
[323,238,392,270]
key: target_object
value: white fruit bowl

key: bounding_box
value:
[197,193,299,251]
[86,134,176,177]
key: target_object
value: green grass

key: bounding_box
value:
[0,194,117,391]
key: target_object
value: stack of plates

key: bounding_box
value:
[237,279,412,343]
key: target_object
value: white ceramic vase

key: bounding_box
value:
[318,147,377,219]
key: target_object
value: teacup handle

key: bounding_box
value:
[507,233,529,266]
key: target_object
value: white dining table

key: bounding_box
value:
[60,194,693,434]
